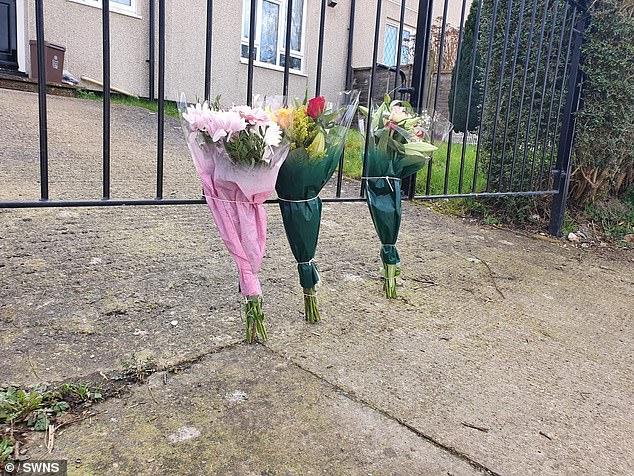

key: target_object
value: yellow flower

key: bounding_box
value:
[292,105,311,148]
[275,107,293,129]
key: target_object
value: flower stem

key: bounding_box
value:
[383,264,399,299]
[303,287,321,323]
[244,296,267,344]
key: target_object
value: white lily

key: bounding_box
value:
[402,141,438,156]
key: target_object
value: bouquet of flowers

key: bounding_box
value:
[180,98,290,343]
[263,91,359,323]
[360,96,451,298]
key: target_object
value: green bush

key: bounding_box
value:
[476,0,570,192]
[448,0,483,133]
[569,0,634,206]
[474,0,633,202]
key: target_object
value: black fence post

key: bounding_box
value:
[282,0,293,96]
[344,0,356,91]
[404,0,433,198]
[35,0,48,201]
[102,0,111,199]
[315,0,327,96]
[246,0,257,105]
[359,0,383,198]
[148,0,155,101]
[156,0,165,199]
[337,0,356,198]
[204,0,213,101]
[548,3,588,236]
[410,0,433,112]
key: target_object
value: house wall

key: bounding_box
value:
[352,0,469,70]
[352,0,418,69]
[167,0,351,105]
[22,0,469,104]
[26,0,150,96]
[24,0,351,103]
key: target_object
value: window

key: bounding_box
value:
[383,23,414,67]
[241,0,306,73]
[68,0,138,16]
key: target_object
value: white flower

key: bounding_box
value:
[262,122,282,148]
[388,105,409,123]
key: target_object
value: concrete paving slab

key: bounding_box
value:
[2,89,633,475]
[24,345,482,476]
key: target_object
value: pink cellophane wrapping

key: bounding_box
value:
[186,132,289,297]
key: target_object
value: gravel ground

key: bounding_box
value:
[1,89,633,475]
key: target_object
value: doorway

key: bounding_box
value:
[0,0,18,71]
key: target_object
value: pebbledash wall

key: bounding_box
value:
[17,0,466,104]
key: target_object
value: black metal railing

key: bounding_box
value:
[0,0,588,235]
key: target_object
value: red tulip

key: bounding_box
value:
[307,96,326,119]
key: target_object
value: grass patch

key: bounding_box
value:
[342,130,485,195]
[0,383,105,434]
[0,356,158,466]
[0,437,13,463]
[77,89,181,119]
[1,387,68,432]
[584,187,634,245]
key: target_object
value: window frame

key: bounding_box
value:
[240,0,307,74]
[66,0,140,19]
[383,21,415,67]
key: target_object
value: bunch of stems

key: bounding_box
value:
[244,296,267,343]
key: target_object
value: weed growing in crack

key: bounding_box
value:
[0,436,14,463]
[119,355,160,383]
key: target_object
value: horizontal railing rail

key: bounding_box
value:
[1,0,587,234]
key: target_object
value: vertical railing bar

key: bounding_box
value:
[484,0,515,193]
[443,0,469,194]
[360,0,383,198]
[282,0,293,96]
[246,0,257,106]
[413,0,434,112]
[338,0,356,198]
[458,0,483,194]
[102,0,111,200]
[548,5,587,235]
[315,0,327,96]
[148,0,155,101]
[204,0,213,101]
[409,0,434,199]
[35,0,48,200]
[431,0,448,115]
[156,0,165,199]
[426,0,448,196]
[547,8,577,185]
[508,0,540,189]
[420,1,434,113]
[528,0,561,190]
[538,3,570,187]
[393,0,407,92]
[471,0,500,193]
[498,0,528,191]
[344,0,356,90]
[517,0,551,190]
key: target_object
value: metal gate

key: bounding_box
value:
[0,0,588,235]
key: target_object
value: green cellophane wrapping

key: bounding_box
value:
[365,140,431,298]
[276,145,341,322]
